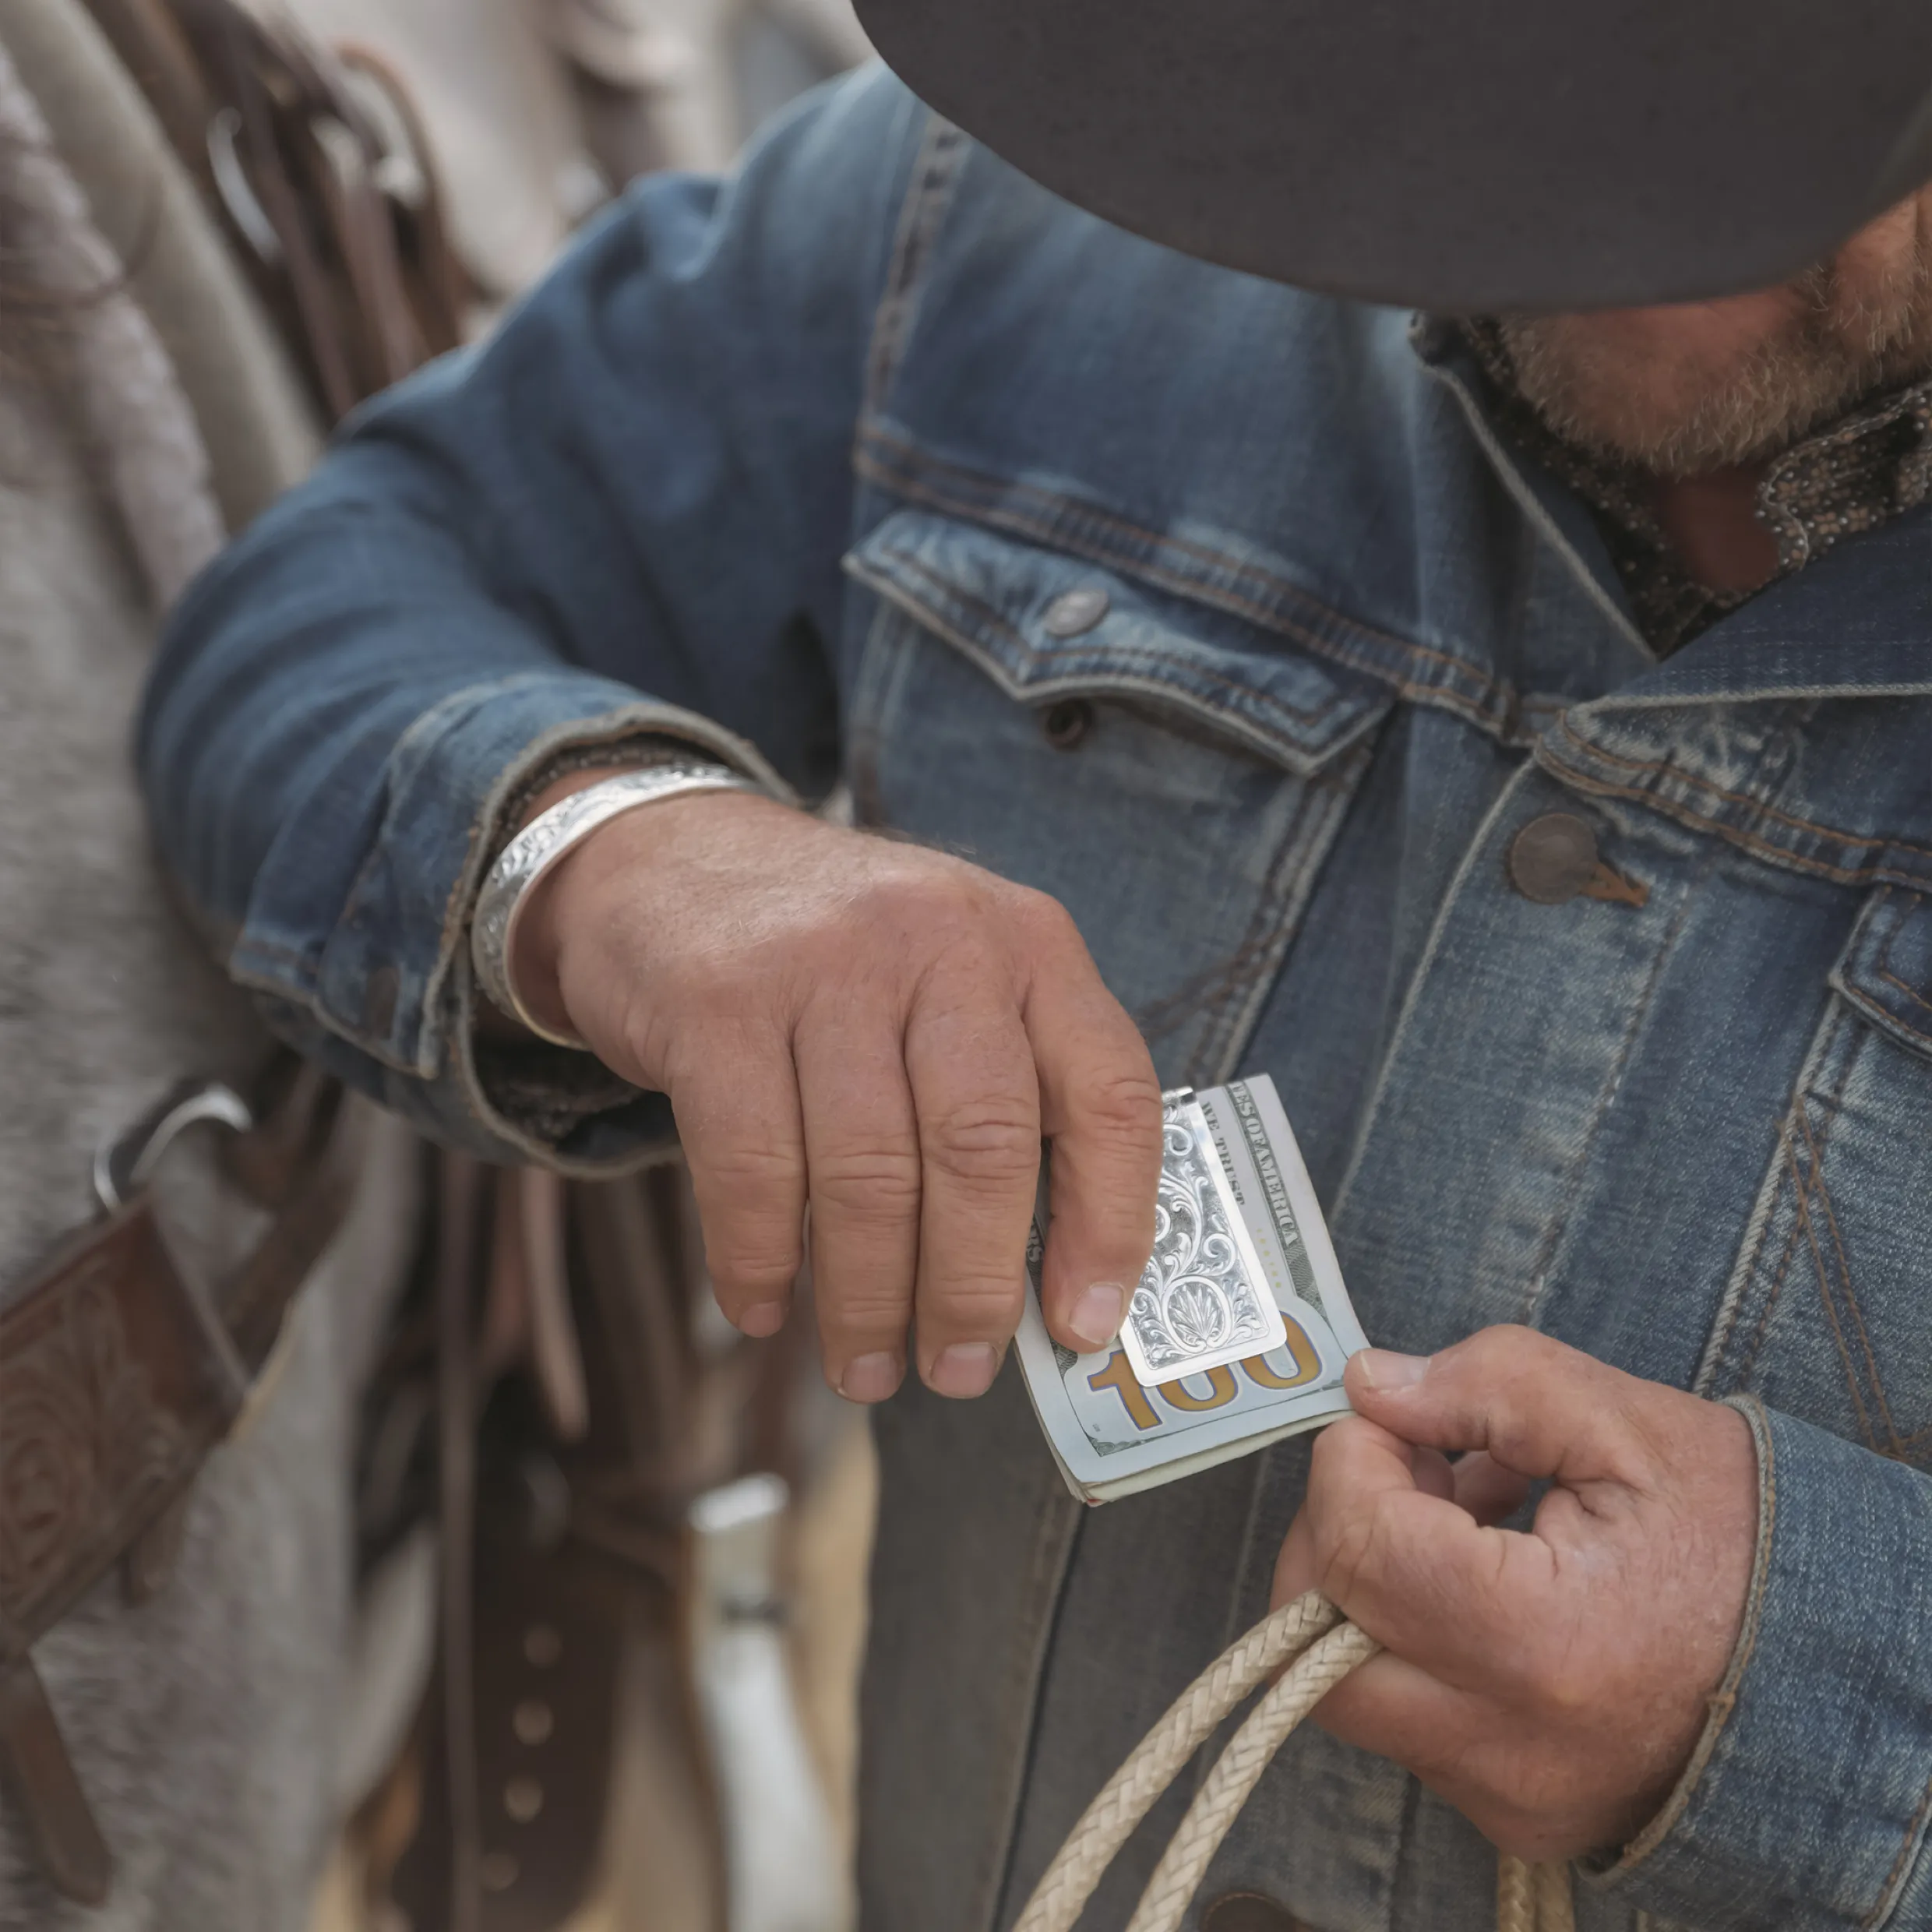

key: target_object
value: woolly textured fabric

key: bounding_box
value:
[0,19,418,1928]
[0,37,223,606]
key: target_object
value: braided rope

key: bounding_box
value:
[1017,1592,1577,1932]
[1496,1853,1578,1932]
[1124,1621,1383,1932]
[1497,1852,1536,1932]
[1012,1592,1341,1932]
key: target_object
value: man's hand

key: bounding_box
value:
[512,788,1163,1403]
[1271,1327,1758,1862]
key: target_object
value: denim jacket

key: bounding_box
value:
[140,65,1932,1932]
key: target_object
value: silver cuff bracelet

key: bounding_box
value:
[471,762,762,1048]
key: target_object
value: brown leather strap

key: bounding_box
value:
[80,0,469,422]
[0,1198,245,1662]
[435,1152,487,1932]
[0,1661,111,1907]
[0,1067,353,1899]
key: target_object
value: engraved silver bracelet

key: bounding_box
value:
[471,762,763,1048]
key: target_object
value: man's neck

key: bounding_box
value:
[1647,465,1781,595]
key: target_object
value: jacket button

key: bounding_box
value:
[1043,586,1110,636]
[1507,812,1600,903]
[1201,1893,1310,1932]
[1042,699,1095,749]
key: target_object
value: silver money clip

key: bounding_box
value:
[1116,1088,1290,1390]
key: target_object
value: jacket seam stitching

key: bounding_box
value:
[1731,1017,1852,1390]
[1793,1102,1905,1456]
[1863,1776,1932,1930]
[1520,834,1718,1327]
[1550,715,1932,861]
[856,428,1534,717]
[878,545,1338,727]
[1188,779,1321,1083]
[1873,889,1932,1021]
[1612,1395,1775,1879]
[1540,765,1932,886]
[861,118,969,421]
[864,427,1497,686]
[1869,982,1932,1043]
[1786,1114,1888,1456]
[855,448,1540,744]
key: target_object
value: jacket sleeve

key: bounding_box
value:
[138,66,929,1168]
[1595,1396,1932,1930]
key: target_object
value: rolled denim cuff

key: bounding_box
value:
[1591,1397,1932,1930]
[229,668,791,1170]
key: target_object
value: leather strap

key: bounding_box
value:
[79,0,468,421]
[0,1065,352,1900]
[0,1659,111,1906]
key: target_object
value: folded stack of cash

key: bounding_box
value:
[1017,1075,1369,1504]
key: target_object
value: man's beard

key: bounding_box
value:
[1495,219,1932,478]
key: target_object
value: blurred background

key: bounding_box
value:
[250,5,879,1927]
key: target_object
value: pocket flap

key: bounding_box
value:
[844,509,1391,776]
[1832,887,1932,1061]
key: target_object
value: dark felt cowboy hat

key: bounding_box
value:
[851,0,1932,312]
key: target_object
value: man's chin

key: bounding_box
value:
[1497,305,1868,476]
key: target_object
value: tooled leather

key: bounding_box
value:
[0,1208,218,1662]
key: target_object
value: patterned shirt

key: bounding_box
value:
[1462,320,1932,654]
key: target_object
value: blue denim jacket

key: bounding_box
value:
[140,65,1932,1932]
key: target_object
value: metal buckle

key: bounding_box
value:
[93,1081,254,1215]
[93,1083,301,1444]
[206,108,283,266]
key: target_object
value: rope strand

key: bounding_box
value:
[1014,1592,1576,1932]
[1013,1592,1341,1932]
[1124,1621,1382,1932]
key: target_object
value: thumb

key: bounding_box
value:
[1343,1327,1654,1486]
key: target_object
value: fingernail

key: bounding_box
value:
[736,1301,787,1339]
[929,1341,999,1399]
[1068,1282,1125,1349]
[1355,1348,1430,1391]
[838,1352,902,1404]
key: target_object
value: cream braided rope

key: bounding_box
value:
[1014,1590,1574,1932]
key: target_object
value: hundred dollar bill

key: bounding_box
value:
[1016,1074,1369,1504]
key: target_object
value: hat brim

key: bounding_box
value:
[855,0,1932,312]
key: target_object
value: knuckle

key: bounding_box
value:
[1010,886,1082,950]
[810,1144,924,1220]
[1067,1063,1164,1145]
[923,1101,1041,1190]
[921,1272,1024,1333]
[706,1236,802,1300]
[815,1279,915,1334]
[856,856,976,934]
[690,1137,801,1200]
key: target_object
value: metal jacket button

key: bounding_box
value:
[1042,586,1110,636]
[1042,698,1095,749]
[1507,811,1601,904]
[1202,1893,1311,1932]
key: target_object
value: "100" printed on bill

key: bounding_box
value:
[1015,1075,1370,1504]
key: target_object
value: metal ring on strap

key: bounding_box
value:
[93,1080,256,1215]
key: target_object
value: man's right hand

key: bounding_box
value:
[510,788,1164,1404]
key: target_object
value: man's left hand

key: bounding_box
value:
[1271,1327,1758,1863]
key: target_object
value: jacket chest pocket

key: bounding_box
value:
[1698,887,1932,1465]
[843,509,1391,1087]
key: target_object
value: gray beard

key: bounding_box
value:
[1497,258,1932,477]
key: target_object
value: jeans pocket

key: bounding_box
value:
[1696,888,1932,1463]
